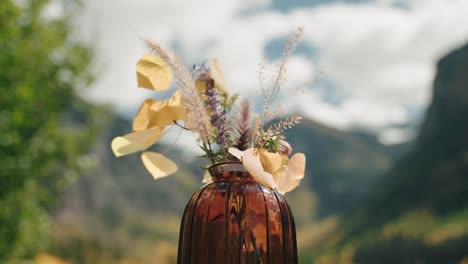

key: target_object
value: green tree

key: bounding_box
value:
[0,0,101,261]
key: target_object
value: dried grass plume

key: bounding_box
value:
[144,38,211,145]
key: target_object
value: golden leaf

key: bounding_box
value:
[136,53,173,90]
[111,127,165,157]
[241,148,277,189]
[141,151,178,179]
[259,150,282,174]
[210,58,228,94]
[194,59,228,95]
[276,153,306,194]
[202,170,212,184]
[195,79,206,93]
[132,91,186,131]
[166,90,186,118]
[132,98,154,131]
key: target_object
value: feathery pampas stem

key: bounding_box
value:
[271,115,302,133]
[272,27,304,97]
[258,27,304,141]
[144,38,212,151]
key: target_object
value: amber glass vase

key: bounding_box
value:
[177,162,298,263]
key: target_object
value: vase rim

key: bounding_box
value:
[209,161,242,167]
[208,161,255,182]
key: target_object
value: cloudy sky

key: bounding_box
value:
[76,0,468,145]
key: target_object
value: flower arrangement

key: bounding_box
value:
[111,27,306,194]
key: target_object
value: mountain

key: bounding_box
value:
[307,42,468,264]
[48,109,401,263]
[363,42,468,223]
[285,120,394,218]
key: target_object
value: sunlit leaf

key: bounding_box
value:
[202,170,212,184]
[195,79,206,93]
[276,153,306,194]
[242,148,277,189]
[146,91,185,127]
[132,91,186,131]
[210,58,228,94]
[132,98,155,131]
[141,151,178,179]
[166,90,186,118]
[194,59,228,95]
[259,150,282,174]
[111,127,165,157]
[136,53,173,90]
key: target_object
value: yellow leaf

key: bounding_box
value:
[202,170,212,184]
[210,58,228,94]
[270,154,289,185]
[132,98,154,131]
[194,59,228,95]
[195,79,206,93]
[259,150,282,174]
[147,91,185,126]
[132,91,186,131]
[280,154,290,166]
[111,127,165,157]
[166,90,186,119]
[276,153,306,194]
[242,148,277,189]
[136,53,173,90]
[141,151,178,179]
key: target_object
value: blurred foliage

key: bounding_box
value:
[303,209,468,264]
[46,113,198,263]
[0,0,104,261]
[51,212,180,263]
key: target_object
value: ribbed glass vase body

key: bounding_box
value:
[177,162,297,264]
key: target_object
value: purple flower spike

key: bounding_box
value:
[205,79,228,147]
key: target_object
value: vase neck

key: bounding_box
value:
[208,162,255,182]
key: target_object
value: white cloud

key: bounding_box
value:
[340,97,410,128]
[378,127,416,145]
[292,2,468,107]
[282,90,352,129]
[77,0,468,144]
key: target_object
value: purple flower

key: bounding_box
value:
[279,140,293,156]
[205,79,228,147]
